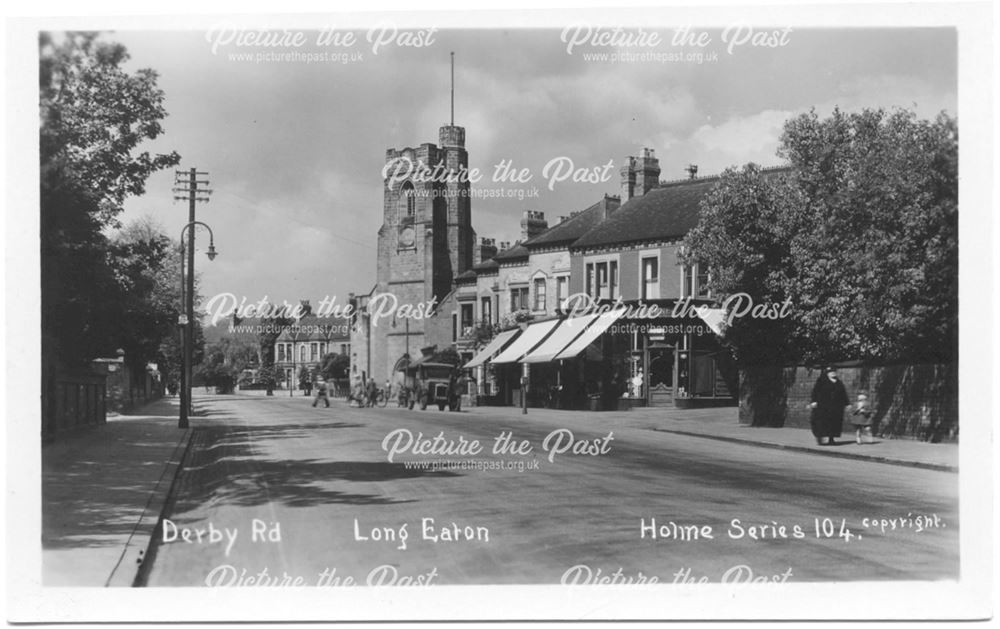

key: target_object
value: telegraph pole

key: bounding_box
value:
[173,168,212,428]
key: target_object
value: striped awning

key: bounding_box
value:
[490,319,560,364]
[520,313,601,363]
[463,328,521,369]
[553,309,627,360]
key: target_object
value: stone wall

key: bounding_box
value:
[739,363,958,442]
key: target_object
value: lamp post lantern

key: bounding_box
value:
[179,220,218,429]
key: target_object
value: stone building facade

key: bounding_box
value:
[350,123,475,383]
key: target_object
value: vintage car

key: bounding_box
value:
[407,361,461,411]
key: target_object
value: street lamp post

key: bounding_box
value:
[179,220,218,429]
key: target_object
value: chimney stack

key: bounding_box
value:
[602,194,621,220]
[475,237,498,265]
[620,148,661,203]
[520,210,548,241]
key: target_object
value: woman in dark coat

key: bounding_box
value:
[810,367,850,445]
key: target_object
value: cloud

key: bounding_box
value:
[109,29,957,307]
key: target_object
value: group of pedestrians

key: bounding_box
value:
[809,366,874,446]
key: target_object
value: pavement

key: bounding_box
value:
[41,395,193,586]
[40,390,957,586]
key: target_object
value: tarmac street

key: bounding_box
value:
[143,392,959,587]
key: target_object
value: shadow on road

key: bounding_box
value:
[167,426,460,514]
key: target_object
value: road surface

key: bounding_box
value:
[145,393,958,587]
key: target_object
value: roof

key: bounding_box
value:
[493,242,529,262]
[472,258,499,272]
[571,166,791,250]
[524,196,619,249]
[570,177,718,249]
[455,269,478,283]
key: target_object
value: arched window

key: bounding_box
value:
[400,181,416,218]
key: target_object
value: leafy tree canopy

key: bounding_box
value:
[683,107,957,366]
[40,31,180,226]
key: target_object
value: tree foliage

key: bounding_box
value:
[320,353,351,381]
[195,336,258,393]
[430,346,463,368]
[682,165,806,366]
[779,108,957,363]
[40,32,180,225]
[40,32,181,373]
[683,107,957,368]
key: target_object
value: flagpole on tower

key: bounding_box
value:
[450,51,455,126]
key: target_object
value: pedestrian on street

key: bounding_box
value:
[366,378,378,407]
[312,378,330,408]
[851,391,875,444]
[349,376,364,407]
[809,366,850,446]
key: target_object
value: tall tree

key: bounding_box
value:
[779,108,958,363]
[683,107,957,425]
[40,31,181,372]
[40,32,180,225]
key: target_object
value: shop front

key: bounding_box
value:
[465,309,736,411]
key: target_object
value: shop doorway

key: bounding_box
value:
[647,343,674,407]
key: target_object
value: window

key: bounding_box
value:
[400,181,416,218]
[299,345,306,362]
[683,263,710,298]
[533,278,547,312]
[610,261,618,299]
[461,304,474,334]
[319,342,327,357]
[586,261,618,300]
[452,313,458,342]
[340,344,348,355]
[510,287,529,311]
[696,264,710,297]
[556,276,569,310]
[642,257,659,300]
[310,343,318,361]
[481,297,492,327]
[277,344,286,362]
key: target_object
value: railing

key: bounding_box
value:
[47,372,107,436]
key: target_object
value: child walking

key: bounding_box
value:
[851,392,874,444]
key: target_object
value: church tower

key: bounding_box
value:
[363,54,476,382]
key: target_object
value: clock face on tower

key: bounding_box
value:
[398,225,416,249]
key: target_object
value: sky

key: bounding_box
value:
[103,24,957,322]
